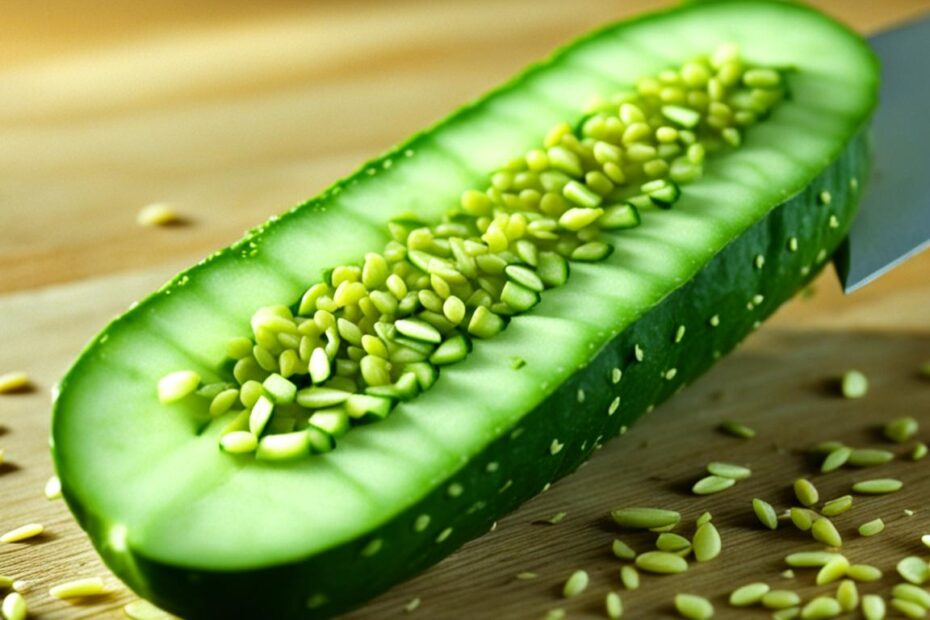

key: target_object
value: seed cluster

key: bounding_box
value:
[157,44,787,460]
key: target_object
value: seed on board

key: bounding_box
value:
[1,592,27,620]
[861,594,886,620]
[790,507,816,532]
[635,551,689,575]
[821,495,853,517]
[718,419,755,439]
[794,478,819,507]
[840,369,868,398]
[692,475,736,495]
[785,552,844,568]
[1,523,44,544]
[606,592,623,619]
[44,475,62,500]
[620,565,640,590]
[730,583,771,607]
[847,564,882,582]
[706,462,751,480]
[891,598,927,619]
[515,572,538,580]
[674,593,714,620]
[563,570,589,598]
[852,478,903,494]
[821,447,852,472]
[811,517,842,548]
[892,583,930,609]
[49,577,106,599]
[157,370,201,404]
[693,522,721,562]
[897,556,930,585]
[762,590,802,610]
[816,556,849,585]
[884,416,919,443]
[543,609,566,620]
[847,448,895,467]
[753,498,779,530]
[137,202,183,226]
[404,598,421,613]
[0,371,31,394]
[657,533,691,553]
[612,539,636,560]
[801,596,842,619]
[911,442,928,461]
[611,508,680,530]
[858,518,885,537]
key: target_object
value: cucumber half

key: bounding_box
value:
[51,1,877,618]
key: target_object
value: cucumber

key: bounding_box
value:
[51,1,877,618]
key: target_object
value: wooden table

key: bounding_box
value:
[2,1,930,617]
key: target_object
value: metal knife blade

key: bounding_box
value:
[834,12,930,293]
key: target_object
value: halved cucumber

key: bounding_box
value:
[51,1,877,618]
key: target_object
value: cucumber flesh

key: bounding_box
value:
[51,1,877,618]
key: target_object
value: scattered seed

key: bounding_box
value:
[772,609,800,620]
[859,518,885,537]
[674,593,714,620]
[781,569,795,579]
[762,590,801,610]
[49,577,106,599]
[657,533,691,553]
[693,522,721,562]
[892,583,930,609]
[536,512,567,525]
[1,523,44,544]
[794,478,819,507]
[611,508,680,530]
[801,596,842,619]
[1,592,27,620]
[543,609,566,620]
[753,498,779,530]
[0,372,30,394]
[816,556,849,585]
[811,517,842,548]
[635,551,688,575]
[848,448,895,467]
[706,462,751,480]
[562,570,589,598]
[821,495,853,517]
[516,572,538,580]
[911,442,928,461]
[404,598,421,613]
[696,512,712,527]
[718,420,754,439]
[884,416,919,443]
[606,592,623,619]
[692,475,736,495]
[786,552,843,568]
[861,594,886,620]
[898,556,930,584]
[44,475,62,500]
[790,508,816,531]
[852,478,903,494]
[137,203,182,226]
[847,564,882,582]
[821,447,851,472]
[612,539,636,560]
[620,565,640,590]
[840,370,868,398]
[891,598,927,619]
[730,582,770,607]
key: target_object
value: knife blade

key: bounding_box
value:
[834,12,930,293]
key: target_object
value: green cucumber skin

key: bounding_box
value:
[98,134,868,619]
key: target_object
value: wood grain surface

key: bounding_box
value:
[2,1,930,618]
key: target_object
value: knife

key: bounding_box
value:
[834,12,930,293]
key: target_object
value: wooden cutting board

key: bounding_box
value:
[2,1,930,618]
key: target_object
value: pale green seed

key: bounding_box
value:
[922,534,930,549]
[821,495,853,517]
[543,609,566,620]
[847,564,882,582]
[772,609,800,620]
[706,462,751,480]
[696,512,712,527]
[816,556,849,585]
[848,448,895,467]
[611,539,636,560]
[801,596,841,619]
[635,551,688,574]
[620,565,640,590]
[692,475,735,495]
[852,478,902,494]
[898,556,930,584]
[123,599,176,620]
[1,592,27,620]
[753,498,779,530]
[841,369,868,398]
[785,551,844,568]
[157,370,200,404]
[693,522,721,562]
[562,570,589,598]
[718,419,754,438]
[730,582,770,607]
[674,593,713,620]
[44,475,62,500]
[794,478,819,507]
[858,518,885,537]
[790,507,815,531]
[884,416,919,443]
[606,592,623,619]
[892,584,930,609]
[862,594,886,620]
[1,523,44,543]
[821,447,852,472]
[911,442,928,461]
[657,533,691,553]
[892,599,927,619]
[763,590,802,610]
[49,577,106,599]
[811,517,842,548]
[611,508,680,529]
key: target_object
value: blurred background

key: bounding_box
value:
[2,0,927,296]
